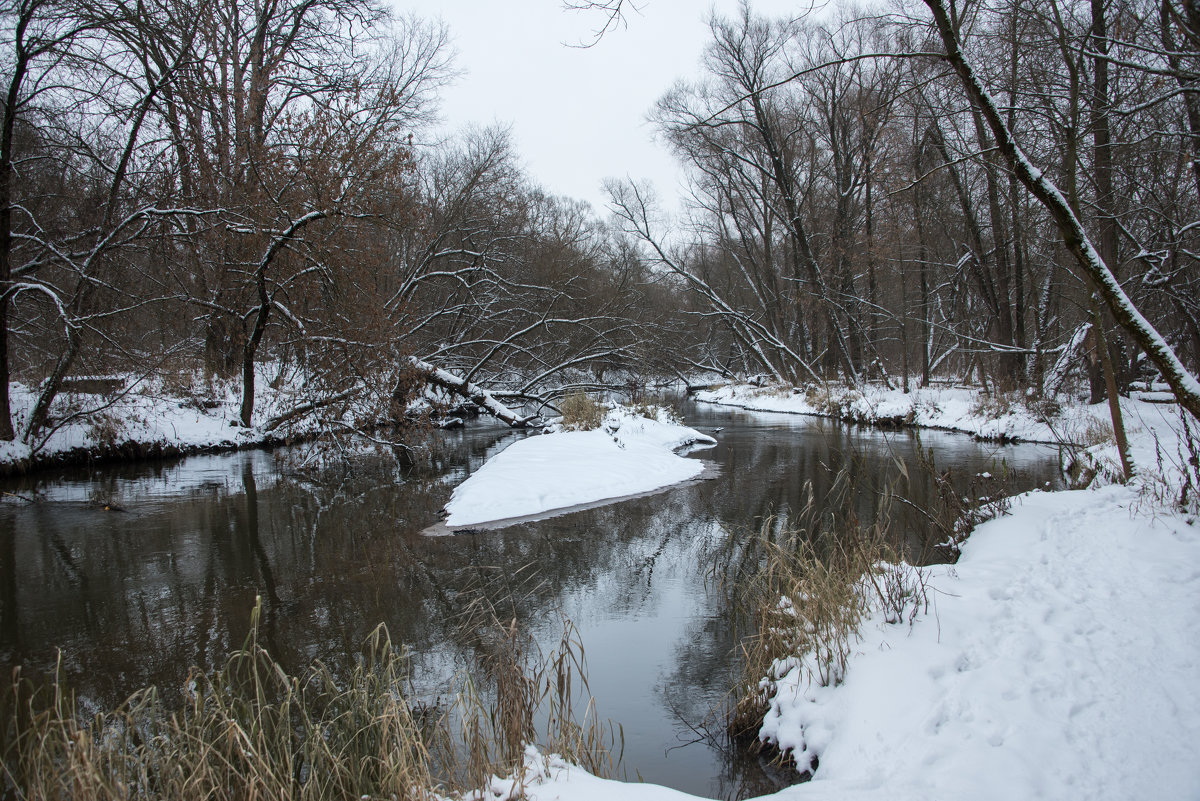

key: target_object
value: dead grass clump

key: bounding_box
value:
[1,598,620,801]
[1141,409,1200,519]
[749,383,793,400]
[1078,416,1116,447]
[727,526,873,741]
[1178,412,1200,518]
[558,392,604,431]
[718,467,931,751]
[803,385,860,418]
[1,609,437,800]
[969,390,1017,419]
[452,587,622,789]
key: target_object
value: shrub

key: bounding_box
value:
[558,392,604,431]
[0,599,620,800]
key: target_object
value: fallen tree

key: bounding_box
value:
[408,356,540,428]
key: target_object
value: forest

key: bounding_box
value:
[3,0,1200,453]
[4,3,1200,799]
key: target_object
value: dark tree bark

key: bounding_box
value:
[923,0,1200,423]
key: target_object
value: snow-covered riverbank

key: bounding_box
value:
[6,372,1198,798]
[695,381,1170,446]
[471,397,1200,801]
[0,372,325,474]
[440,406,716,529]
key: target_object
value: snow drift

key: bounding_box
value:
[441,406,716,528]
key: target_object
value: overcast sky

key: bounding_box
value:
[394,1,805,215]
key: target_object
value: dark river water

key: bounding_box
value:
[0,402,1064,799]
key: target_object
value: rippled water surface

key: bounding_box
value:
[0,403,1063,799]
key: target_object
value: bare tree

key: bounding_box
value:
[922,0,1200,421]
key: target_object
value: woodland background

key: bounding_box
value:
[3,0,1199,447]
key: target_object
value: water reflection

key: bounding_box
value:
[0,405,1062,798]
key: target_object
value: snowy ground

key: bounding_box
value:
[752,481,1200,801]
[472,395,1200,801]
[441,406,716,528]
[694,381,1157,444]
[0,367,369,471]
[1,377,257,469]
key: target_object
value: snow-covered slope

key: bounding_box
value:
[441,406,715,528]
[695,382,1117,443]
[755,481,1200,801]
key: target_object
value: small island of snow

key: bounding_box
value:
[441,406,716,529]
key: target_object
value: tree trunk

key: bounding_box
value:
[923,0,1200,423]
[238,210,329,427]
[1092,297,1133,477]
[1090,0,1133,479]
[0,27,28,442]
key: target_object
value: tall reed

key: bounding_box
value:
[1,598,619,800]
[716,463,931,751]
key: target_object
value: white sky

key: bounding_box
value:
[394,0,807,215]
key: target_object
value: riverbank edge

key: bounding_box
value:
[691,381,1138,446]
[696,394,1039,443]
[0,431,301,478]
[0,378,1100,477]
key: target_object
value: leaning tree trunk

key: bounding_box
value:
[924,0,1200,423]
[408,357,537,427]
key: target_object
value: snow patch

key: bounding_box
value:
[694,381,1170,446]
[441,406,715,528]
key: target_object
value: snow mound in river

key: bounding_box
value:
[441,406,716,528]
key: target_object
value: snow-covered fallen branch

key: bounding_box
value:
[408,356,539,428]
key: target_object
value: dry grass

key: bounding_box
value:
[968,390,1018,419]
[1139,409,1200,519]
[452,586,622,789]
[716,466,931,748]
[629,396,683,424]
[1178,412,1200,517]
[558,393,604,431]
[1078,417,1116,447]
[1,599,620,801]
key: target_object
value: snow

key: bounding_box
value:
[695,381,1147,444]
[441,406,716,528]
[0,377,261,468]
[467,393,1200,801]
[459,748,704,801]
[1,365,379,470]
[753,482,1200,800]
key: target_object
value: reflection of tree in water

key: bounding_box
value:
[0,425,518,707]
[651,410,1061,799]
[0,408,1062,797]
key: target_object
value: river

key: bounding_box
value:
[0,402,1063,799]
